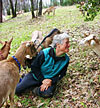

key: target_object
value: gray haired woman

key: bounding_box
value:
[15,33,70,98]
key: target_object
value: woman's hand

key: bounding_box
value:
[40,79,52,91]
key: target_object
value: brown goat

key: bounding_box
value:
[0,38,13,61]
[80,1,85,6]
[23,28,61,69]
[0,41,37,108]
[36,29,61,52]
[79,1,85,16]
[43,6,56,16]
[31,29,61,52]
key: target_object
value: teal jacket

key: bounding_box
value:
[31,47,70,84]
[41,48,69,79]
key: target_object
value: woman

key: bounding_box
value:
[15,33,70,98]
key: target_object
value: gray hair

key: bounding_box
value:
[51,33,70,48]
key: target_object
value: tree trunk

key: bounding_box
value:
[14,0,17,17]
[38,0,42,16]
[60,0,63,6]
[9,0,15,18]
[0,0,2,23]
[9,0,17,18]
[30,0,35,18]
[36,0,38,17]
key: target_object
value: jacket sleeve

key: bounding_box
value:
[30,51,45,83]
[50,62,69,84]
[58,62,69,80]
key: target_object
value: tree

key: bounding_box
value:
[35,0,38,17]
[38,0,42,16]
[0,0,2,23]
[81,0,100,21]
[52,0,58,6]
[30,0,35,18]
[60,0,63,6]
[9,0,17,18]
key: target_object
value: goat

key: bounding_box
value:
[0,38,13,61]
[43,6,56,16]
[80,1,85,6]
[31,30,44,47]
[79,1,85,16]
[0,41,37,108]
[24,28,61,69]
[16,10,24,16]
[36,28,61,52]
[80,34,100,56]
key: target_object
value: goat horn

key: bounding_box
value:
[9,37,13,44]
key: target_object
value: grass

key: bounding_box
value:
[0,5,100,108]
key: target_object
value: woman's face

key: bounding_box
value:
[59,38,70,53]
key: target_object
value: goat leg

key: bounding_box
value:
[9,91,15,108]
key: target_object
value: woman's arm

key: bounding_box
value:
[31,51,45,82]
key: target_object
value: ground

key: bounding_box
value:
[0,5,100,108]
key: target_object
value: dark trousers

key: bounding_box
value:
[15,72,56,98]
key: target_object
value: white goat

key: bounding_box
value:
[80,34,100,56]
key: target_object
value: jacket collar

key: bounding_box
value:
[49,48,66,61]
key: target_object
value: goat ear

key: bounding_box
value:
[26,55,32,59]
[9,37,13,44]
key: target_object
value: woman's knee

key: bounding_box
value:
[15,84,24,95]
